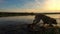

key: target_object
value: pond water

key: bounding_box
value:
[0,15,60,26]
[0,16,34,25]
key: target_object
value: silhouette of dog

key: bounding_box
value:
[33,14,57,27]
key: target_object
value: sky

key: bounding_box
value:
[0,0,60,13]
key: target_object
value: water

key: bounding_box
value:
[0,16,34,25]
[0,15,60,26]
[0,15,60,34]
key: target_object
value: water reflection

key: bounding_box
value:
[0,15,60,34]
[0,15,60,26]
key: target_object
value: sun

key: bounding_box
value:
[44,0,60,10]
[35,0,60,10]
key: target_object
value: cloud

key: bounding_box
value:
[0,0,45,12]
[22,0,44,9]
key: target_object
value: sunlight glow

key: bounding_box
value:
[35,0,60,10]
[44,0,60,10]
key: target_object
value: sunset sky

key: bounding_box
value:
[0,0,60,13]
